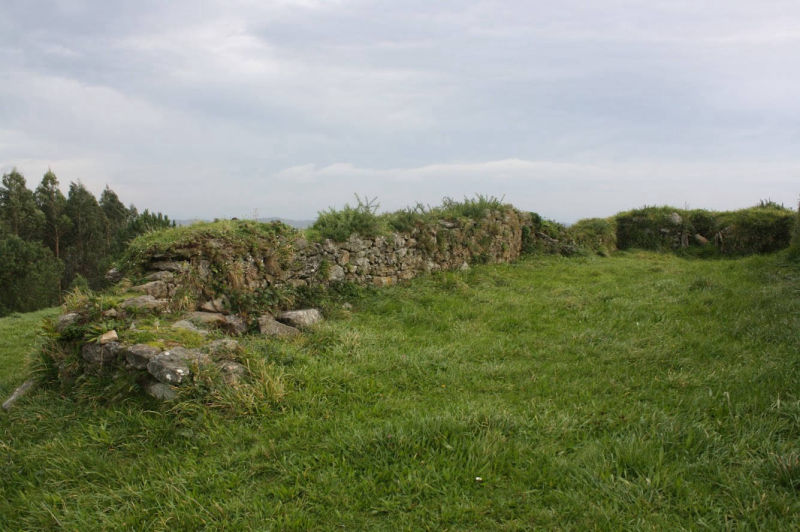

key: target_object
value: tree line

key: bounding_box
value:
[0,168,174,316]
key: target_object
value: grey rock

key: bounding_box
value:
[185,311,226,326]
[56,312,81,332]
[171,320,209,335]
[217,360,248,385]
[133,280,170,299]
[105,267,123,283]
[146,347,209,385]
[258,315,301,338]
[102,308,119,318]
[82,342,122,365]
[120,295,169,311]
[145,381,177,401]
[277,308,323,329]
[459,261,470,271]
[200,296,228,313]
[328,264,345,281]
[2,378,37,411]
[121,344,162,370]
[669,212,683,225]
[223,315,248,336]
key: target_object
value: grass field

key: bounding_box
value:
[1,252,799,529]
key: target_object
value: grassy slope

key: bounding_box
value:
[1,252,798,530]
[0,307,59,397]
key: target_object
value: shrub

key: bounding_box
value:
[715,206,794,255]
[308,195,384,242]
[567,217,617,256]
[437,195,506,220]
[615,206,692,251]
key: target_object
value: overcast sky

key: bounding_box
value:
[1,1,798,222]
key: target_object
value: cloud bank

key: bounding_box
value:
[1,0,798,221]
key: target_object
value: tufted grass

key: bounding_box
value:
[1,252,799,529]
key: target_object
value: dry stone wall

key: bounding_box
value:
[133,208,531,310]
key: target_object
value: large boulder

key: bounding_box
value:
[258,315,301,338]
[56,312,81,332]
[277,309,323,329]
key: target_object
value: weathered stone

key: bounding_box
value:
[150,261,188,272]
[171,320,208,335]
[293,237,309,250]
[694,233,709,245]
[133,280,170,299]
[669,212,683,225]
[147,347,209,385]
[56,312,81,332]
[105,267,123,283]
[200,296,228,313]
[328,264,345,281]
[185,311,226,326]
[121,344,162,370]
[258,315,301,338]
[120,295,169,311]
[2,378,37,411]
[98,330,118,344]
[145,381,177,401]
[223,315,248,336]
[145,270,175,282]
[277,308,323,329]
[102,308,119,318]
[82,342,122,365]
[372,276,396,287]
[205,338,241,356]
[217,360,248,385]
[459,261,470,271]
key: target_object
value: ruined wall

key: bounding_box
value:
[129,208,531,312]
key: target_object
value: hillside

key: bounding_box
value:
[1,252,798,529]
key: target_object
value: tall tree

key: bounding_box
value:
[99,185,132,254]
[34,170,71,260]
[0,169,44,240]
[64,181,108,288]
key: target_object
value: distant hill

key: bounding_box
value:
[174,217,314,229]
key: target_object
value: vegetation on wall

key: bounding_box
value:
[0,168,174,316]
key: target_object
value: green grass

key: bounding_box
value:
[0,307,59,397]
[2,252,799,529]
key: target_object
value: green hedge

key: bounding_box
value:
[614,204,794,256]
[0,235,63,316]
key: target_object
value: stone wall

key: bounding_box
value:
[130,208,531,312]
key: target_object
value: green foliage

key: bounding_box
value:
[716,206,795,255]
[437,194,506,220]
[309,195,383,242]
[789,201,800,260]
[566,217,617,256]
[0,168,44,240]
[122,219,295,271]
[0,235,63,316]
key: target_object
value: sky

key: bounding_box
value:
[1,0,799,223]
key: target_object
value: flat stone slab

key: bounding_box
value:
[223,315,247,335]
[205,338,241,356]
[121,344,162,370]
[56,312,81,332]
[185,311,226,326]
[258,315,301,338]
[277,309,323,329]
[2,378,37,411]
[121,295,169,311]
